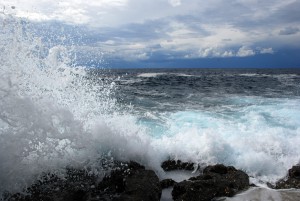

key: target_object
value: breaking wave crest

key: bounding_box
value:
[0,14,154,193]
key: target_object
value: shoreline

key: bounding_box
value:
[3,160,300,201]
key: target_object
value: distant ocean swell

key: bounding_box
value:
[1,13,300,197]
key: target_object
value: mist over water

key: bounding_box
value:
[1,12,300,197]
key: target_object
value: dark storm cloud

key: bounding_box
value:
[273,1,300,23]
[279,27,300,35]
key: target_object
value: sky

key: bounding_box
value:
[1,0,300,68]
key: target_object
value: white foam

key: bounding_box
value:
[161,187,173,201]
[172,73,193,77]
[137,73,166,77]
[239,73,261,77]
[223,187,300,201]
[161,170,198,182]
[149,97,300,184]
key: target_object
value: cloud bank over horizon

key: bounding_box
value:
[1,0,300,67]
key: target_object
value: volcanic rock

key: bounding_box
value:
[160,179,177,189]
[6,161,161,201]
[115,169,161,201]
[172,164,249,201]
[276,165,300,189]
[161,159,195,171]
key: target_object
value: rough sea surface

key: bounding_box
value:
[108,68,300,178]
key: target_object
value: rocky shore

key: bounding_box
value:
[3,160,300,201]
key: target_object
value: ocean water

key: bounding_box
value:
[110,68,300,181]
[1,13,300,199]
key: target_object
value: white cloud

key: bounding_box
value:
[237,46,255,57]
[89,0,128,7]
[1,0,128,25]
[260,48,274,54]
[198,47,222,58]
[168,0,181,7]
[222,50,235,57]
[103,40,116,45]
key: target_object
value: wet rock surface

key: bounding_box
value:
[276,165,300,189]
[160,179,177,189]
[5,168,97,201]
[172,164,249,201]
[6,162,300,201]
[114,167,162,201]
[161,159,195,171]
[5,161,161,201]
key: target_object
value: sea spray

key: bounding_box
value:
[0,13,152,194]
[0,13,84,193]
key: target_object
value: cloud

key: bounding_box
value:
[272,1,300,23]
[2,0,299,63]
[260,48,274,54]
[2,0,128,25]
[196,47,234,58]
[237,46,255,57]
[185,46,272,59]
[168,0,181,7]
[279,27,300,35]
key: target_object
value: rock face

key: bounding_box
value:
[6,161,161,201]
[113,163,162,201]
[161,160,195,171]
[160,179,177,189]
[172,164,249,201]
[276,165,300,189]
[5,168,97,201]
